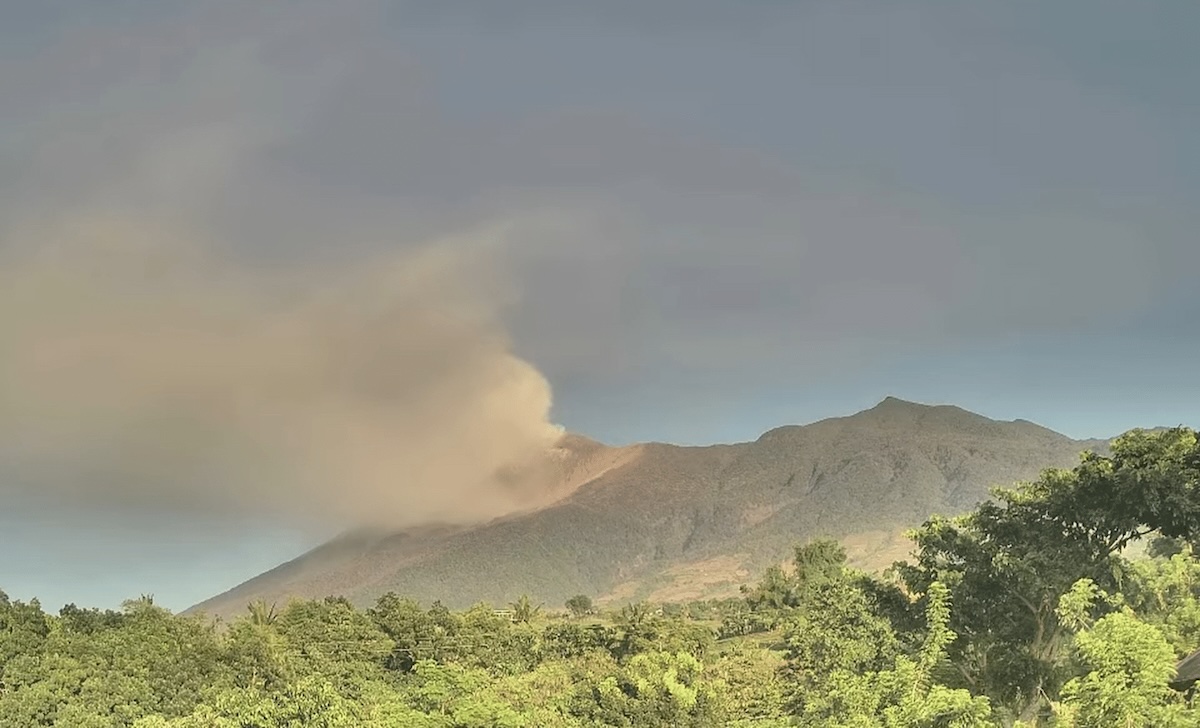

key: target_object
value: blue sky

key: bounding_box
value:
[1,1,1197,612]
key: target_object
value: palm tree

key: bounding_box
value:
[247,599,279,628]
[510,594,543,623]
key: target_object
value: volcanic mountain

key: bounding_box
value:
[190,397,1109,616]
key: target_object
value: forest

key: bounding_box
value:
[2,426,1199,727]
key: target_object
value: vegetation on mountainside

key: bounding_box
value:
[3,426,1199,726]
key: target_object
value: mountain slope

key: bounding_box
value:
[190,397,1110,616]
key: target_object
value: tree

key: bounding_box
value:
[796,582,993,727]
[246,600,279,628]
[1051,579,1192,727]
[707,643,789,725]
[0,591,51,667]
[58,603,128,634]
[897,427,1200,720]
[783,575,901,706]
[511,594,543,624]
[273,597,393,692]
[565,594,593,618]
[612,602,662,659]
[0,592,227,726]
[569,651,722,727]
[543,622,612,658]
[793,538,848,588]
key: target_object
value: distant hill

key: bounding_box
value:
[189,397,1111,617]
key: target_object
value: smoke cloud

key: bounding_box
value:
[0,210,567,531]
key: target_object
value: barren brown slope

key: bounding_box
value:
[189,397,1109,617]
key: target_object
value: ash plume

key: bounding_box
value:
[0,212,567,531]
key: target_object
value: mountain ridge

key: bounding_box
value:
[188,397,1113,617]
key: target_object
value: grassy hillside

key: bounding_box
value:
[190,397,1110,616]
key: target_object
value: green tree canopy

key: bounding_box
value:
[897,427,1200,719]
[564,595,593,618]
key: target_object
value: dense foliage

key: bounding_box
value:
[2,427,1198,726]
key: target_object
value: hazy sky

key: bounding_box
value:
[2,1,1198,612]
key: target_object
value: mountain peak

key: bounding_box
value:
[554,432,606,451]
[755,397,972,443]
[847,396,1010,434]
[189,398,1110,616]
[861,396,958,418]
[873,395,926,409]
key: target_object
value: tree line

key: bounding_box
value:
[1,426,1198,726]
